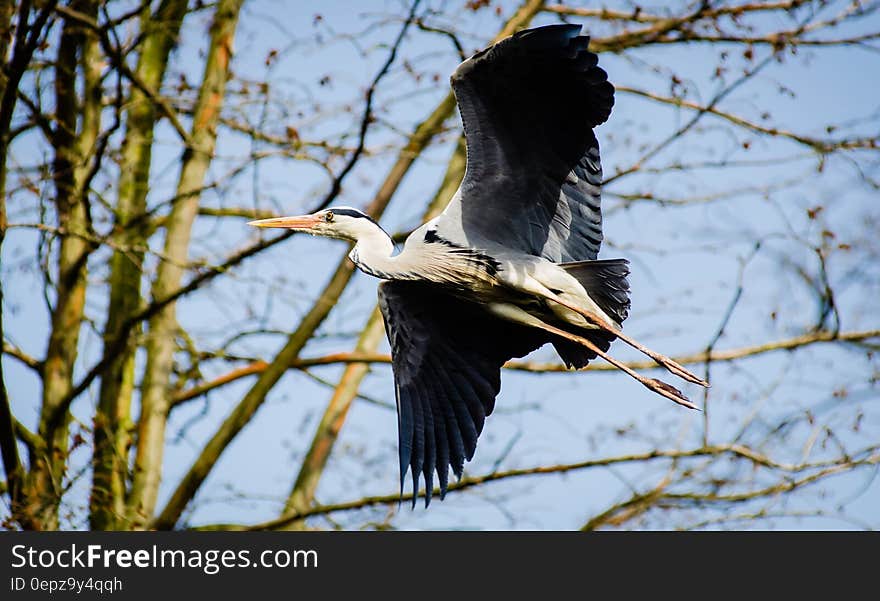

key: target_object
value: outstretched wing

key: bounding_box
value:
[378,281,547,505]
[439,24,614,263]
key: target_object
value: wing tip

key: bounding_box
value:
[516,22,582,38]
[410,468,419,510]
[453,23,588,82]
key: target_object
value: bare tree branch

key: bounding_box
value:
[190,442,880,530]
[172,329,880,406]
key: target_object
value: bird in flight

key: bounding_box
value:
[250,24,708,506]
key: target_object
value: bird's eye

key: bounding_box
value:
[324,211,334,223]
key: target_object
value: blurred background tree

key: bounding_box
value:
[1,0,878,531]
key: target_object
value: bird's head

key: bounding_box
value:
[248,207,381,243]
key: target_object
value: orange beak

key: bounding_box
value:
[247,214,322,230]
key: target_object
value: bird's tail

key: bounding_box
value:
[552,331,615,370]
[558,259,631,325]
[547,259,630,370]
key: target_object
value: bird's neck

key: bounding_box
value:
[349,226,401,279]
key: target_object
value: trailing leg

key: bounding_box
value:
[487,303,699,410]
[549,294,708,388]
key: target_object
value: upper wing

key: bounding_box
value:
[441,24,614,263]
[378,280,547,505]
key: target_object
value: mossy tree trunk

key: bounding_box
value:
[90,0,189,531]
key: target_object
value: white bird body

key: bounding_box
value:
[368,217,620,329]
[344,210,619,330]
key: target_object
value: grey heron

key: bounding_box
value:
[250,24,708,505]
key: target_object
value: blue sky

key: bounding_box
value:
[3,0,879,529]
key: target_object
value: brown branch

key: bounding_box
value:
[12,419,42,454]
[644,30,880,47]
[604,178,804,212]
[0,1,57,137]
[171,329,880,407]
[196,207,277,221]
[14,88,55,143]
[2,341,42,372]
[584,456,880,531]
[191,442,879,530]
[605,54,776,186]
[617,85,878,153]
[545,1,814,24]
[216,115,357,155]
[581,476,672,531]
[548,0,867,54]
[585,1,719,53]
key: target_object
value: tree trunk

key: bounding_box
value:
[130,0,244,530]
[91,0,188,531]
[28,1,94,530]
[0,0,20,526]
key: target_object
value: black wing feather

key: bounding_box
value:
[409,381,425,507]
[430,365,465,480]
[445,24,613,263]
[396,381,413,496]
[422,365,451,500]
[378,281,548,504]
